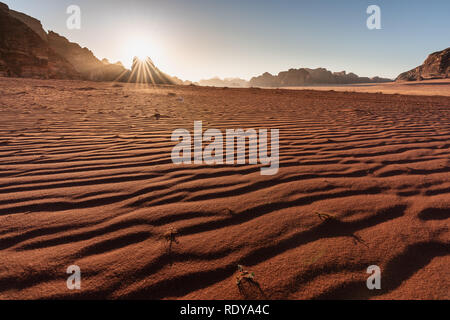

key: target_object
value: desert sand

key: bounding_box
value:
[283,79,450,97]
[0,77,448,300]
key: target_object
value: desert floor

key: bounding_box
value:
[0,77,448,299]
[283,78,450,97]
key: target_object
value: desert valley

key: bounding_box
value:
[0,1,449,301]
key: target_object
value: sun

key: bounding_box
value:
[125,37,161,67]
[132,43,151,61]
[130,42,153,61]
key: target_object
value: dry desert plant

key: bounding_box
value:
[163,227,179,256]
[236,265,255,286]
[315,211,337,222]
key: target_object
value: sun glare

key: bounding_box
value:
[125,37,161,67]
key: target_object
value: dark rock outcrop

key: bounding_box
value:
[8,8,47,41]
[249,67,391,87]
[0,3,79,79]
[396,47,450,81]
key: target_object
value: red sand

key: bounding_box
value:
[0,77,448,299]
[283,79,450,97]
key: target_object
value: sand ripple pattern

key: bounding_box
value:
[0,78,449,299]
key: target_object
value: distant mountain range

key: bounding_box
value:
[1,1,448,86]
[396,47,450,81]
[0,2,175,84]
[248,68,392,87]
[198,77,249,88]
[198,69,392,88]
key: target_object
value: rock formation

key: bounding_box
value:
[8,6,47,41]
[198,77,249,87]
[197,68,392,88]
[396,47,450,81]
[127,57,175,84]
[248,72,280,87]
[249,67,392,87]
[0,2,79,79]
[46,31,131,82]
[0,1,175,84]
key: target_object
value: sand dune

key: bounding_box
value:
[0,77,448,299]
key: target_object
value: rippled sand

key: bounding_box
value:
[0,77,448,299]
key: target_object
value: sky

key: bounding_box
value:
[3,0,450,81]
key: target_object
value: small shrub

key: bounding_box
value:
[163,227,179,256]
[236,265,255,285]
[315,211,337,222]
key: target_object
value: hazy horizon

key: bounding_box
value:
[3,0,450,81]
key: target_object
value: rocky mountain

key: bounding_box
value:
[0,2,174,84]
[0,2,79,79]
[7,5,47,41]
[46,31,130,82]
[396,47,450,81]
[198,77,249,87]
[197,69,392,88]
[128,57,175,84]
[249,67,392,87]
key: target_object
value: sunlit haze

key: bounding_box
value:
[3,0,450,81]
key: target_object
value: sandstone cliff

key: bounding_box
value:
[249,68,391,87]
[198,77,249,87]
[0,2,175,84]
[396,47,450,81]
[47,31,131,82]
[0,3,80,79]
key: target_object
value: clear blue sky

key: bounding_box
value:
[3,0,450,81]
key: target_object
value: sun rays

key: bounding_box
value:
[110,55,173,85]
[106,35,168,85]
[128,56,166,84]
